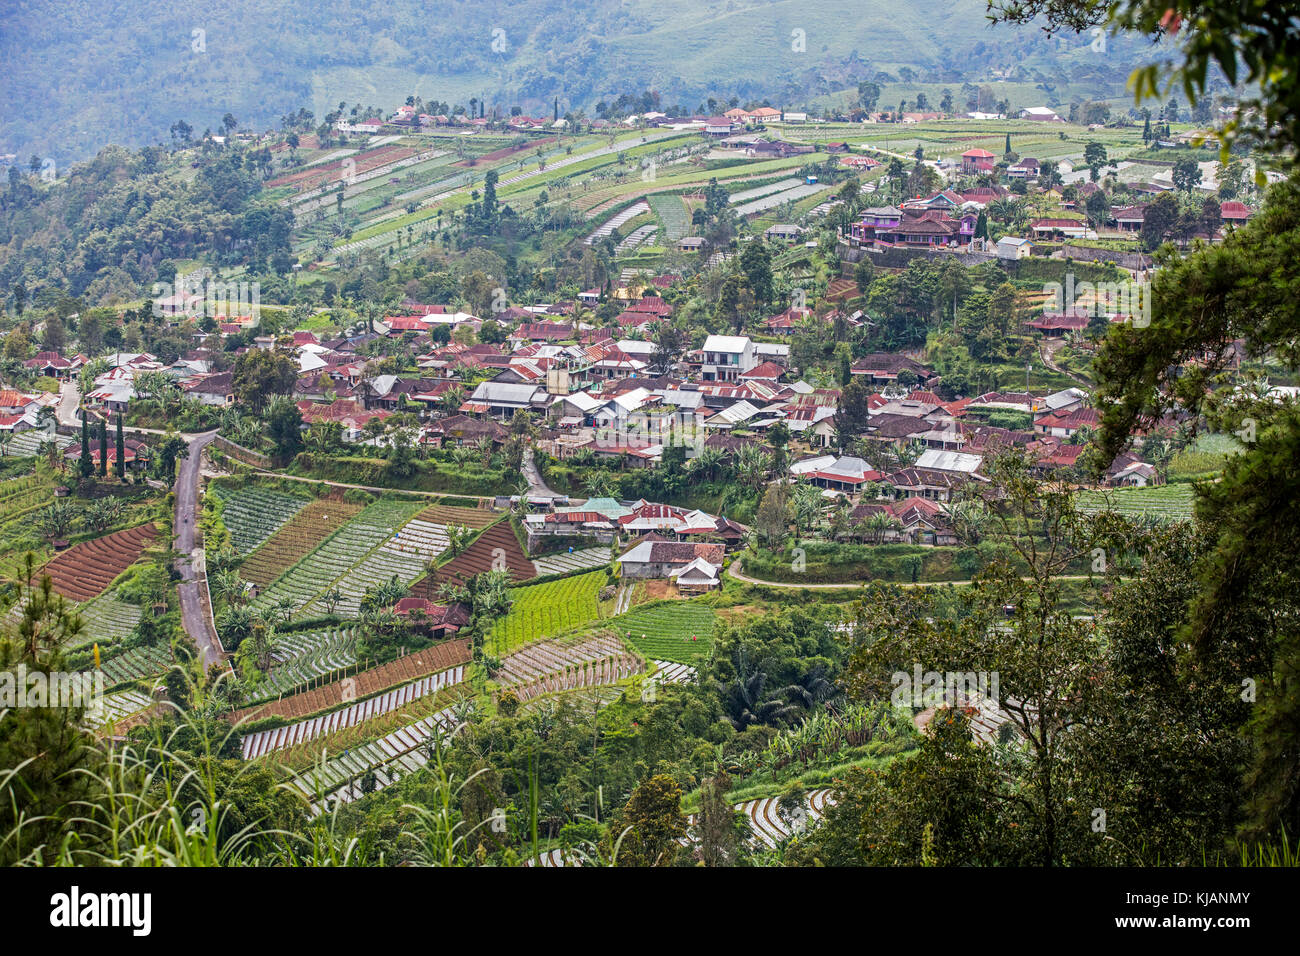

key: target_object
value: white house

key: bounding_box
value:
[997,236,1033,260]
[697,335,757,382]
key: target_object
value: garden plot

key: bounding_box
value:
[99,645,171,687]
[584,201,649,245]
[733,182,829,217]
[494,631,641,703]
[75,592,142,645]
[609,600,716,663]
[530,548,610,577]
[302,517,451,618]
[650,660,696,685]
[87,689,153,729]
[488,570,605,655]
[238,501,363,587]
[240,663,467,759]
[4,430,70,458]
[1075,484,1196,522]
[616,224,658,254]
[255,498,425,616]
[294,707,462,813]
[209,485,309,554]
[247,626,360,702]
[727,178,803,205]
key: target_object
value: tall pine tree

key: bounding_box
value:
[96,417,107,477]
[114,414,125,481]
[78,412,92,480]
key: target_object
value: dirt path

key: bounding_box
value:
[726,558,1096,591]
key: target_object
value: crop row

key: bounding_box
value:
[240,663,466,759]
[488,570,605,654]
[74,593,143,646]
[253,498,424,613]
[246,626,361,703]
[238,501,363,586]
[610,601,716,663]
[302,517,452,617]
[210,485,310,554]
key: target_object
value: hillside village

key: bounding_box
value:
[1,1,1297,879]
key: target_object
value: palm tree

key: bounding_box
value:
[715,645,802,730]
[321,587,343,616]
[210,568,245,606]
[790,480,824,537]
[734,445,773,490]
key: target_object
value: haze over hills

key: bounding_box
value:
[2,0,1160,165]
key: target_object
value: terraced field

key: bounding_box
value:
[292,707,461,813]
[647,193,690,241]
[42,524,159,601]
[209,484,310,554]
[734,182,829,217]
[301,515,450,618]
[87,689,154,730]
[231,639,472,726]
[238,500,362,587]
[494,631,641,703]
[99,644,171,687]
[74,592,142,645]
[247,625,361,703]
[609,600,717,663]
[252,498,425,615]
[426,520,536,591]
[487,570,605,655]
[1075,484,1196,522]
[418,503,497,529]
[530,547,610,577]
[651,660,697,685]
[585,201,649,245]
[0,474,55,531]
[3,430,71,458]
[240,661,467,759]
[728,178,803,205]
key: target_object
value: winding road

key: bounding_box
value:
[172,430,227,671]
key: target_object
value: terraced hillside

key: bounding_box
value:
[237,499,363,587]
[209,483,310,554]
[252,498,425,614]
[42,523,159,601]
[426,519,536,592]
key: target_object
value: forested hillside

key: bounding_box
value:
[0,145,292,301]
[1,0,1162,164]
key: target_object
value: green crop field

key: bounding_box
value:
[488,570,606,656]
[1075,484,1197,522]
[609,600,716,664]
[209,484,311,555]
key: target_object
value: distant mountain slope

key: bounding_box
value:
[1,0,1150,164]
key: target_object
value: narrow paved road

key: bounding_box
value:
[522,448,564,500]
[56,381,82,427]
[173,430,226,671]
